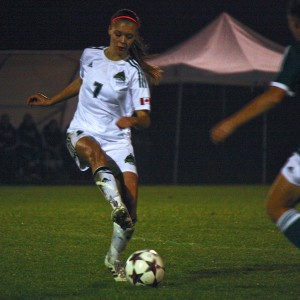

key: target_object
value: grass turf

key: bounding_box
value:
[1,185,300,299]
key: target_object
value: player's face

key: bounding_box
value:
[108,21,138,57]
[288,15,300,41]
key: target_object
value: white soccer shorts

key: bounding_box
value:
[281,152,300,186]
[66,129,137,175]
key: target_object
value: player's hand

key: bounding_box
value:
[210,119,236,144]
[116,116,137,129]
[27,93,52,106]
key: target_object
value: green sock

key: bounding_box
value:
[277,209,300,248]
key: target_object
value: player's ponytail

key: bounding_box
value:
[129,38,163,85]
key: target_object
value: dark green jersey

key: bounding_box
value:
[271,42,300,155]
[271,42,300,96]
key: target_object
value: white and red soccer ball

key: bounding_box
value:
[125,249,165,287]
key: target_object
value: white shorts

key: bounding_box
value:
[281,152,300,186]
[66,129,137,175]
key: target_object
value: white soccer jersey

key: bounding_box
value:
[68,47,151,140]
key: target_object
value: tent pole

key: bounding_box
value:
[221,86,227,118]
[173,82,183,185]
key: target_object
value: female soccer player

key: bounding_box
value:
[27,9,162,281]
[210,0,300,250]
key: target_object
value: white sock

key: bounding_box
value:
[108,222,135,262]
[94,167,124,209]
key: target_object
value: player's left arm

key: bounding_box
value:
[210,86,286,144]
[210,44,300,144]
[116,110,151,130]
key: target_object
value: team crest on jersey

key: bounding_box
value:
[113,71,126,82]
[124,154,136,165]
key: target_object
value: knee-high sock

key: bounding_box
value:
[277,209,300,248]
[108,222,135,262]
[94,167,123,209]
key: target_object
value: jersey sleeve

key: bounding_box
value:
[270,43,300,96]
[79,47,102,79]
[129,68,151,111]
[79,48,89,79]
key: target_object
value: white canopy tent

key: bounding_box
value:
[148,12,285,184]
[149,12,284,85]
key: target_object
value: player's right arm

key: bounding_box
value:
[27,77,82,106]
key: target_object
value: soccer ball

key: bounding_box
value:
[125,249,165,287]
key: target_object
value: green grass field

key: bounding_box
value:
[1,185,300,300]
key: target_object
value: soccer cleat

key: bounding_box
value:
[111,206,133,230]
[104,255,127,282]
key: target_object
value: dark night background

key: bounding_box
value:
[1,0,293,52]
[2,0,299,185]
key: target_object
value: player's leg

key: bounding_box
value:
[74,135,106,173]
[107,172,138,253]
[67,132,132,229]
[266,153,300,248]
[102,141,138,280]
[105,171,138,281]
[120,171,138,222]
[104,222,135,281]
[76,136,133,228]
[105,172,138,281]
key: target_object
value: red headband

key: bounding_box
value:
[111,16,139,25]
